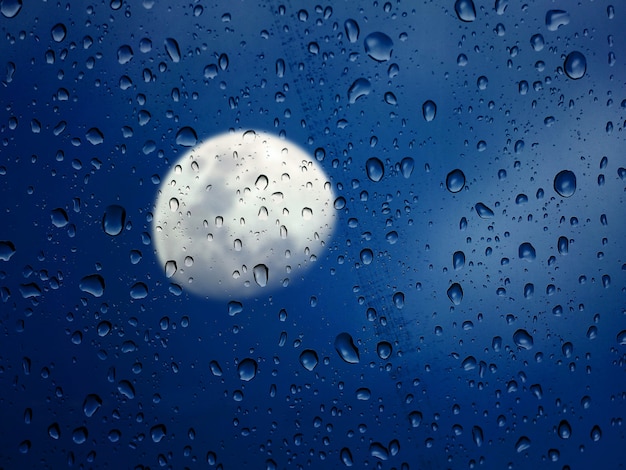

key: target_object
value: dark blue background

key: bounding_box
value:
[1,1,625,468]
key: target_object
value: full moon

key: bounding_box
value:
[152,130,336,299]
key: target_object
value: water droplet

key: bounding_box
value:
[102,205,126,236]
[253,264,269,287]
[564,51,586,80]
[364,32,393,62]
[530,34,545,51]
[617,330,626,345]
[454,0,476,22]
[340,447,354,467]
[0,240,16,261]
[50,208,69,228]
[85,127,104,145]
[475,202,494,218]
[558,420,571,439]
[422,100,437,121]
[409,411,423,428]
[447,283,463,305]
[130,282,148,299]
[365,157,384,182]
[1,0,22,18]
[48,423,61,439]
[477,75,488,90]
[400,157,414,178]
[377,341,392,359]
[590,425,602,441]
[219,53,229,71]
[51,23,67,42]
[384,92,397,105]
[334,332,360,364]
[83,394,102,417]
[360,248,374,265]
[393,291,405,309]
[554,170,576,197]
[446,169,466,193]
[237,358,258,381]
[164,38,181,63]
[299,349,319,371]
[462,355,477,370]
[558,236,569,255]
[472,426,484,447]
[453,251,466,270]
[347,78,371,104]
[71,427,88,445]
[356,388,371,400]
[79,274,105,297]
[546,10,570,31]
[513,329,533,349]
[227,301,243,316]
[150,424,167,443]
[518,242,536,261]
[117,45,134,64]
[344,19,360,43]
[515,436,531,452]
[175,126,198,147]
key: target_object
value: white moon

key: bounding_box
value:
[152,130,336,299]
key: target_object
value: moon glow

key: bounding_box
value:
[152,130,336,299]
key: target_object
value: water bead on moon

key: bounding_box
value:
[152,130,336,299]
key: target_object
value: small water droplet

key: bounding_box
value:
[558,420,572,439]
[530,34,545,51]
[347,78,371,104]
[515,436,531,452]
[83,394,102,417]
[150,424,167,443]
[340,447,354,467]
[453,251,465,270]
[376,341,392,359]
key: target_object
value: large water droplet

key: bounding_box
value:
[85,127,104,145]
[515,436,531,452]
[364,32,393,62]
[453,251,465,270]
[299,349,319,371]
[150,424,167,443]
[447,283,463,305]
[546,10,570,31]
[117,45,134,64]
[79,274,105,297]
[446,169,466,193]
[365,157,384,182]
[454,0,476,22]
[344,19,360,43]
[564,51,586,80]
[417,100,435,123]
[1,0,22,18]
[0,240,16,261]
[164,38,181,63]
[237,358,258,381]
[530,34,545,51]
[554,170,576,197]
[558,236,568,255]
[518,242,536,261]
[400,157,414,178]
[376,341,392,360]
[409,411,423,428]
[102,205,126,236]
[253,264,269,287]
[51,23,67,42]
[340,447,354,467]
[175,126,198,147]
[472,426,484,447]
[83,394,102,417]
[617,330,626,345]
[347,78,371,104]
[334,332,360,364]
[513,329,534,349]
[558,420,571,439]
[50,208,69,228]
[475,202,494,218]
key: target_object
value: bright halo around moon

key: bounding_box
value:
[152,130,336,299]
